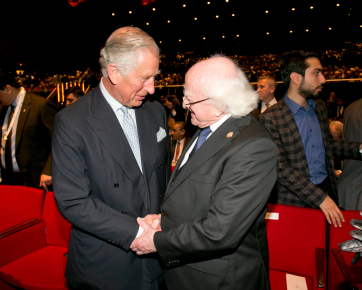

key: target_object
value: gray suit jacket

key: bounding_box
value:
[154,114,278,290]
[338,98,362,210]
[52,86,171,290]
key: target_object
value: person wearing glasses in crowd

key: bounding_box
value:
[130,55,278,290]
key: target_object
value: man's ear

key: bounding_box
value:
[270,86,275,94]
[290,72,302,85]
[107,64,121,85]
[5,85,12,94]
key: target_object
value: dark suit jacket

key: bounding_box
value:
[337,98,362,210]
[170,137,191,158]
[52,86,171,290]
[154,114,278,290]
[252,102,262,119]
[0,91,57,187]
[259,97,362,208]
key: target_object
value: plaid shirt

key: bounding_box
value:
[259,97,362,208]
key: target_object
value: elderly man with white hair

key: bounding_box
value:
[52,27,171,290]
[131,55,278,290]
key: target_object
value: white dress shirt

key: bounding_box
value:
[261,97,277,113]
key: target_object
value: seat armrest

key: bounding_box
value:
[331,248,359,290]
[0,218,42,239]
[0,220,46,268]
[315,247,325,288]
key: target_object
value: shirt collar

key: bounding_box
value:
[284,94,315,115]
[209,113,231,133]
[12,87,26,107]
[100,78,130,113]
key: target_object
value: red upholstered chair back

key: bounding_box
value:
[0,185,45,232]
[41,191,71,247]
[328,210,362,290]
[266,204,326,280]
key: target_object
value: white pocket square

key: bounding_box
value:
[157,127,167,142]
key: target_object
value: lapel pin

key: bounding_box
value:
[227,132,233,138]
[23,109,26,112]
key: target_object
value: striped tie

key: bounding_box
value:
[189,126,212,158]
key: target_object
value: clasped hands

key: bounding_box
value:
[130,214,161,255]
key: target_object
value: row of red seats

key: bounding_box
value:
[0,185,361,289]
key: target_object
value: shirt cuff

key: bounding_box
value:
[135,217,145,238]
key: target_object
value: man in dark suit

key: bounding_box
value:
[338,98,362,210]
[259,50,362,227]
[252,76,277,119]
[170,121,190,167]
[0,70,57,190]
[131,55,278,290]
[52,27,171,290]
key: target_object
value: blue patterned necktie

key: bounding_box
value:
[189,126,212,158]
[119,106,142,173]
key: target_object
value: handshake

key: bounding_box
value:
[130,214,162,255]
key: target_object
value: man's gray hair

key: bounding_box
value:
[201,55,259,118]
[99,27,160,77]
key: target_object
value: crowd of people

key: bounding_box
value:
[1,26,362,290]
[10,42,362,94]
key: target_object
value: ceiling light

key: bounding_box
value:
[290,30,293,33]
[167,20,170,23]
[152,8,156,11]
[232,14,235,16]
[203,37,206,40]
[159,41,162,43]
[129,11,132,14]
[207,1,210,4]
[236,34,239,37]
[336,4,340,6]
[183,4,186,7]
[265,11,268,13]
[329,27,332,30]
[112,13,115,16]
[146,23,149,25]
[179,39,181,42]
[194,17,197,20]
[225,0,229,2]
[216,15,219,18]
[292,8,295,11]
[222,36,225,38]
[306,29,309,32]
[266,32,269,35]
[310,6,313,9]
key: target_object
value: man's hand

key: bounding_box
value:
[130,218,159,255]
[144,214,161,230]
[319,196,345,227]
[39,174,52,192]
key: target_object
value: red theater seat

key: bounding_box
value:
[266,204,326,290]
[0,191,71,290]
[328,210,362,290]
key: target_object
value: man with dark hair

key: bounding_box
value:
[170,121,190,167]
[259,50,362,227]
[0,69,57,190]
[64,86,84,107]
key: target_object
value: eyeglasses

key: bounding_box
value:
[183,96,210,107]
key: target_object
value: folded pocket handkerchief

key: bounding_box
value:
[157,127,167,142]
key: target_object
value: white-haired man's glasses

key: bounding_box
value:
[183,96,210,107]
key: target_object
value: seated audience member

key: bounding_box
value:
[338,98,362,210]
[259,50,362,227]
[329,120,343,140]
[170,121,191,167]
[0,69,57,191]
[65,86,84,107]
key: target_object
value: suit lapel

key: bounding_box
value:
[279,98,309,175]
[86,87,151,212]
[163,116,244,203]
[16,93,31,151]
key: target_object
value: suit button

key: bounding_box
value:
[114,183,119,188]
[159,194,162,198]
[171,182,173,185]
[121,211,127,214]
